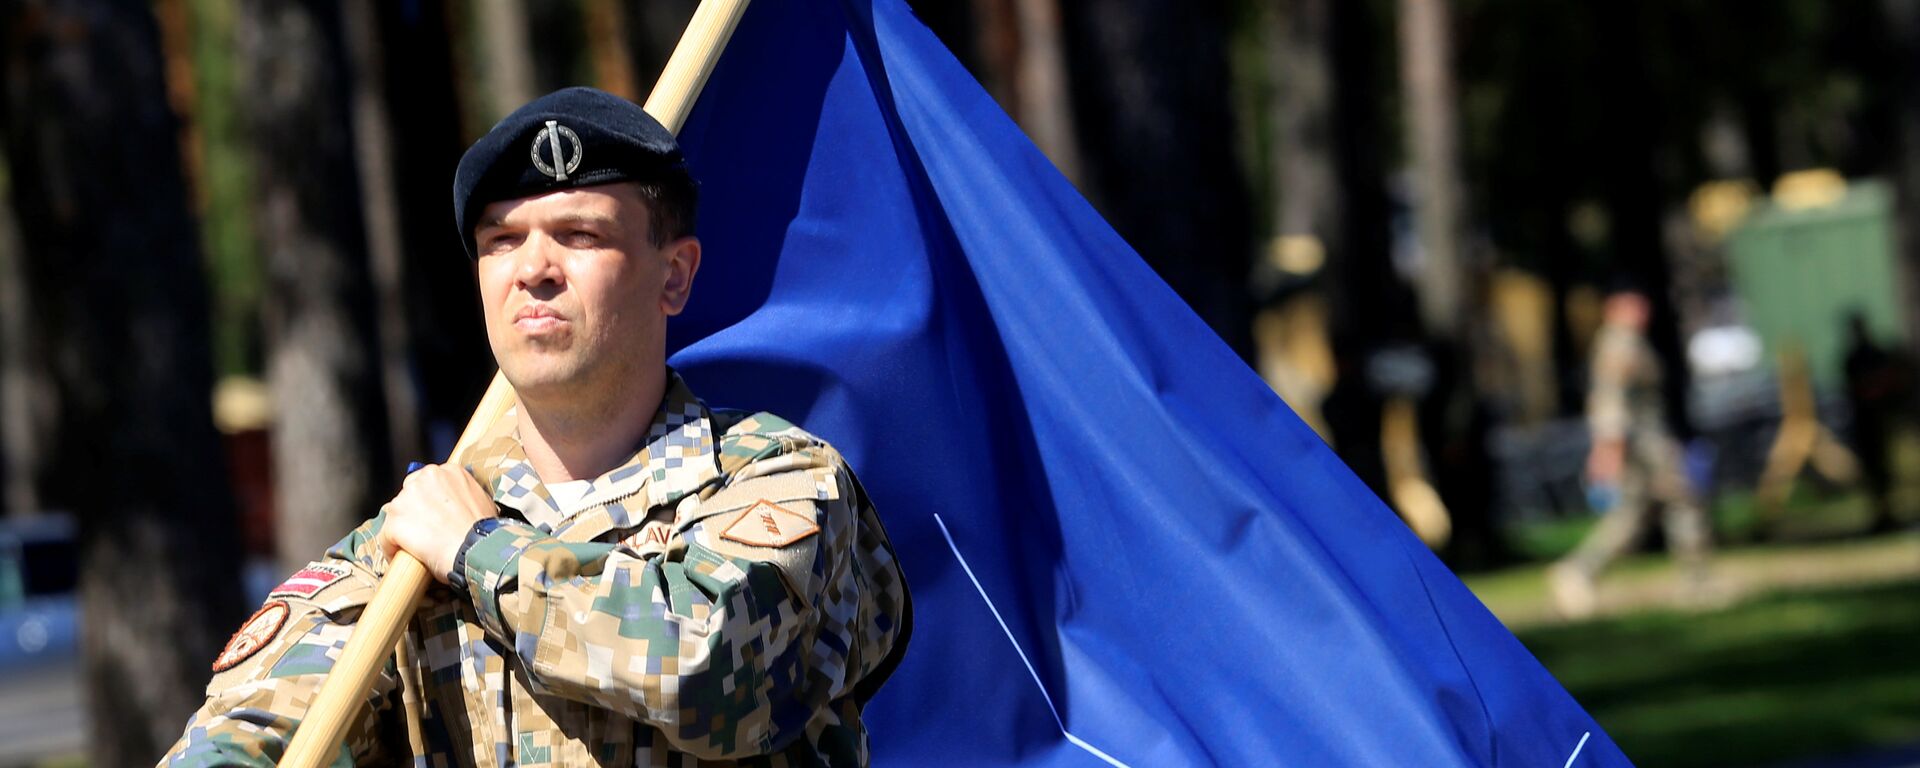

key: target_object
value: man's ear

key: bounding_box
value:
[661,236,701,316]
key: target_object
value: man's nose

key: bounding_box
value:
[514,235,564,289]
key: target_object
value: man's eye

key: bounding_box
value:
[564,230,600,246]
[481,234,520,253]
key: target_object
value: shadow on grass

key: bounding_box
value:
[1517,581,1920,768]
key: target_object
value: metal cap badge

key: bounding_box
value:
[455,87,690,259]
[530,120,583,181]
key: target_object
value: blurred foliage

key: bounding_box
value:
[1520,580,1920,768]
[190,0,261,377]
[1451,0,1900,276]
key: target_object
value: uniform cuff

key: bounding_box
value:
[460,521,542,639]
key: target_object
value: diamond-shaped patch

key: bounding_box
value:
[719,500,820,548]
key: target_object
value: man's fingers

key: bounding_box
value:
[379,462,497,583]
[374,505,402,559]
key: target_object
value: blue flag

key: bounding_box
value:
[666,1,1628,765]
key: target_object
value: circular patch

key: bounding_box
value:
[212,601,289,672]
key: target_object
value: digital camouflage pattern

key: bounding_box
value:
[1565,322,1710,581]
[159,373,911,766]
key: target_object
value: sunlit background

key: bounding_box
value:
[1,0,1918,766]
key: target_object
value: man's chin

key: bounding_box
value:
[497,364,583,399]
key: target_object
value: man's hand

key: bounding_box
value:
[377,464,498,583]
[1585,436,1626,488]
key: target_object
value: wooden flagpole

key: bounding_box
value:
[278,2,751,764]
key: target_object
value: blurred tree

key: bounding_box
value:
[340,0,424,468]
[472,0,535,121]
[1456,0,1696,431]
[1395,0,1506,567]
[1398,0,1466,338]
[1266,0,1340,259]
[0,161,52,517]
[237,0,395,572]
[1317,0,1409,500]
[581,0,638,100]
[969,0,1085,183]
[185,0,265,381]
[1594,2,1693,437]
[624,0,698,87]
[1881,0,1920,355]
[1060,0,1256,357]
[526,0,586,96]
[376,0,494,457]
[0,0,248,761]
[1457,0,1593,414]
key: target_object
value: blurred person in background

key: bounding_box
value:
[1550,288,1714,619]
[1842,310,1908,534]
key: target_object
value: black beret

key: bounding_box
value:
[453,86,688,258]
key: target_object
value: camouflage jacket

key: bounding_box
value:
[160,373,911,767]
[1587,322,1669,445]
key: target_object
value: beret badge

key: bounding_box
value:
[455,87,686,258]
[530,120,584,181]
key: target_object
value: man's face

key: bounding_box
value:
[472,183,700,404]
[1603,291,1650,332]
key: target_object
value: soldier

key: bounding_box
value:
[1549,288,1712,619]
[160,87,911,766]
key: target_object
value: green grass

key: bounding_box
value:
[1515,580,1920,768]
[1510,485,1884,564]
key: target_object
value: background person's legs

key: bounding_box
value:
[1552,468,1652,618]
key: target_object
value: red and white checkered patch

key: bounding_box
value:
[268,562,352,599]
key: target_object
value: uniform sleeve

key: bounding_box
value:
[455,443,900,759]
[158,534,401,767]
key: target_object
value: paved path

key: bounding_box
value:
[1471,531,1920,630]
[0,659,84,767]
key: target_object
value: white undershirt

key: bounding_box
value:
[539,478,595,527]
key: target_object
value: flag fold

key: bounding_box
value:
[668,1,1627,765]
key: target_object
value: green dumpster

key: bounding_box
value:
[1725,178,1907,390]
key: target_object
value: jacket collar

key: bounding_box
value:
[461,369,721,537]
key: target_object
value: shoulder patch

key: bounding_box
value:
[719,500,820,548]
[269,562,351,599]
[213,601,289,672]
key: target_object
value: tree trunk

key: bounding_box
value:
[0,159,53,516]
[581,0,638,100]
[238,0,393,573]
[472,0,535,120]
[1060,0,1255,357]
[626,0,699,91]
[1884,0,1920,359]
[1320,0,1413,499]
[1270,0,1340,254]
[340,0,424,468]
[1395,0,1506,567]
[962,0,1084,182]
[1247,0,1341,433]
[0,0,248,761]
[525,0,583,97]
[375,0,495,456]
[1398,0,1465,338]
